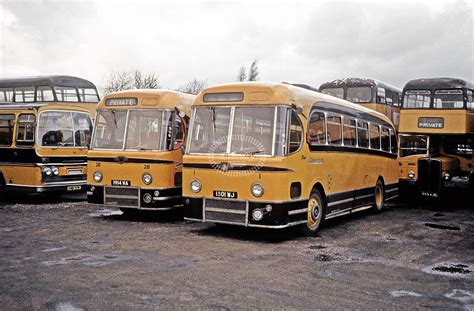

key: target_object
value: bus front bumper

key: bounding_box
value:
[184,197,309,229]
[87,185,183,210]
[6,181,86,193]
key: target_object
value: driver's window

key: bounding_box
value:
[288,110,303,153]
[173,111,185,150]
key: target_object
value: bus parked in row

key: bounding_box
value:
[319,78,402,129]
[183,82,399,235]
[398,77,473,198]
[0,76,99,194]
[86,90,194,214]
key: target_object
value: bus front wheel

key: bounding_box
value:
[301,189,326,236]
[373,179,385,212]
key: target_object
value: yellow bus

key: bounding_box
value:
[86,90,194,213]
[398,77,473,198]
[319,78,402,129]
[0,76,99,194]
[182,82,399,234]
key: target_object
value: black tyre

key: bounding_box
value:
[120,208,141,217]
[372,179,385,212]
[301,188,326,236]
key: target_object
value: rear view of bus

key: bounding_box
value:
[398,78,473,198]
[87,90,194,213]
[319,78,401,129]
[0,76,98,194]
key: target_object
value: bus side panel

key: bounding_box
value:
[2,165,42,187]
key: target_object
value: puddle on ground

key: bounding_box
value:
[390,290,423,298]
[444,289,474,303]
[422,262,473,278]
[424,223,461,231]
[54,302,84,311]
[41,253,132,267]
[42,247,67,252]
[433,264,471,274]
[88,208,123,217]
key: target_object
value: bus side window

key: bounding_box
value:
[369,123,381,150]
[357,120,369,148]
[72,112,92,147]
[0,114,15,146]
[173,112,185,150]
[390,129,398,154]
[343,117,357,147]
[376,87,386,104]
[16,114,36,146]
[36,86,54,102]
[327,114,342,145]
[381,128,390,152]
[307,111,326,145]
[467,90,474,110]
[393,92,400,107]
[288,109,303,153]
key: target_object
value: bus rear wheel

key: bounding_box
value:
[301,189,326,236]
[373,179,385,212]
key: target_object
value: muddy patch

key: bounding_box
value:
[423,262,473,278]
[88,208,123,217]
[424,223,461,231]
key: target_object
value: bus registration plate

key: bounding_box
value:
[213,190,238,199]
[67,185,82,191]
[111,180,131,187]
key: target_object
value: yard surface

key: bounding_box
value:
[0,194,472,310]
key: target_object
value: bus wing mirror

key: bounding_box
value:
[295,107,303,114]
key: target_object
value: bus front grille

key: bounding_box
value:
[204,199,247,225]
[418,158,442,197]
[104,187,139,207]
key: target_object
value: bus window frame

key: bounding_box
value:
[186,104,290,158]
[287,108,304,155]
[16,113,36,146]
[0,114,15,147]
[369,122,381,150]
[37,110,92,148]
[13,87,36,103]
[36,85,56,102]
[467,89,474,110]
[326,113,343,146]
[432,88,466,109]
[92,108,179,152]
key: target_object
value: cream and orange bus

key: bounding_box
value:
[319,78,402,129]
[398,78,473,198]
[182,82,399,235]
[86,90,194,214]
[0,76,99,194]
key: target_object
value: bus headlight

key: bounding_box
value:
[142,173,153,185]
[190,179,201,193]
[143,193,152,203]
[42,167,52,176]
[408,171,415,179]
[252,208,264,221]
[51,166,59,176]
[93,171,103,182]
[444,173,450,181]
[251,183,264,197]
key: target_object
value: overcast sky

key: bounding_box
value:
[0,0,472,92]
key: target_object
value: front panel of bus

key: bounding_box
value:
[399,87,474,197]
[87,105,185,210]
[183,103,309,228]
[0,108,92,193]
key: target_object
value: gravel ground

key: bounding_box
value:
[0,194,472,310]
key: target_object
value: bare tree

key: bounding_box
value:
[248,60,259,81]
[177,78,208,95]
[103,70,133,94]
[236,66,247,82]
[102,69,160,94]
